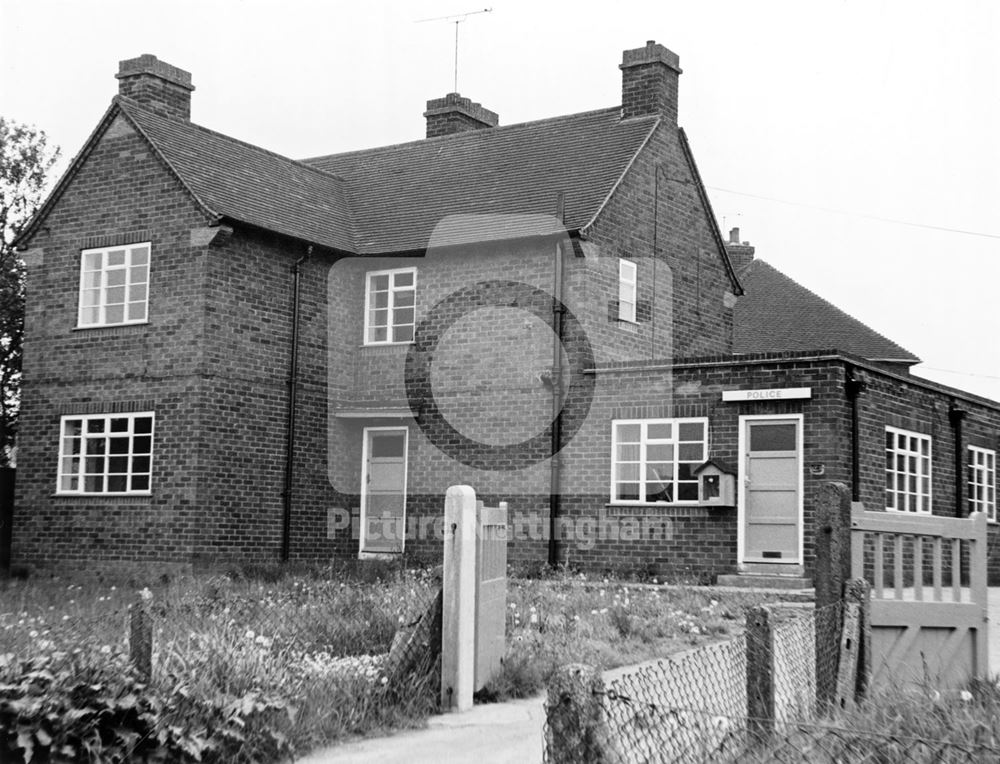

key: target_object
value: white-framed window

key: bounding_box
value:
[885,426,931,513]
[364,267,416,344]
[56,413,155,495]
[618,258,637,323]
[77,243,150,327]
[611,418,707,504]
[968,445,996,522]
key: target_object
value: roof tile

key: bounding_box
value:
[734,259,920,364]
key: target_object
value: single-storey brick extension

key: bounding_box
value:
[13,42,1000,585]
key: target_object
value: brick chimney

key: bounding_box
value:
[116,54,194,120]
[423,93,498,138]
[725,227,756,273]
[620,41,682,123]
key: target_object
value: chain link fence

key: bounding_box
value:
[544,596,1000,763]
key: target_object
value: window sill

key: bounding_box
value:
[52,493,152,505]
[607,501,700,507]
[72,321,149,333]
[605,503,728,518]
[358,342,414,350]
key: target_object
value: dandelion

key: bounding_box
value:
[529,613,539,625]
[28,630,38,639]
[960,690,973,702]
[245,629,256,640]
[380,676,388,685]
[100,645,112,655]
[591,609,598,615]
[139,588,153,602]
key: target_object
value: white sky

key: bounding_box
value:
[2,0,998,400]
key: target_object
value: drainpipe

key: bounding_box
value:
[949,401,967,517]
[548,195,567,567]
[845,366,866,502]
[281,246,312,561]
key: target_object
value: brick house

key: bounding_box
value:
[13,43,1000,583]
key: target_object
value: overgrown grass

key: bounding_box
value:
[0,564,440,762]
[0,563,789,760]
[478,573,774,701]
[757,680,1000,761]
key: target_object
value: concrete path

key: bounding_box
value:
[296,694,546,764]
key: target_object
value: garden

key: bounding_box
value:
[0,562,776,762]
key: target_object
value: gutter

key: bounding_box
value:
[281,246,312,561]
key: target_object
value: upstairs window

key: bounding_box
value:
[78,243,150,327]
[611,418,707,504]
[57,413,155,495]
[968,446,996,521]
[618,258,637,323]
[885,427,931,513]
[365,267,416,344]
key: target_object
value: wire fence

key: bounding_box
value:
[543,597,1000,763]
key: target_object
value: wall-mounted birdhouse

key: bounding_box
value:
[694,459,736,507]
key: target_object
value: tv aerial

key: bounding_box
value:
[416,8,493,93]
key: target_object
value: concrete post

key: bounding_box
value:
[441,485,477,711]
[813,481,852,712]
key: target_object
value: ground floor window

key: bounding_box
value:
[884,426,931,513]
[968,445,996,521]
[611,418,707,503]
[57,413,155,494]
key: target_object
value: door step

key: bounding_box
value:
[716,573,813,590]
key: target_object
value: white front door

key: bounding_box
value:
[360,427,408,554]
[739,416,803,564]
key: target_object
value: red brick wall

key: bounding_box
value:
[15,113,210,576]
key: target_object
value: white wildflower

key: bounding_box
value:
[960,690,973,702]
[139,588,153,602]
[100,645,112,655]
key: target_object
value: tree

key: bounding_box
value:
[0,117,60,466]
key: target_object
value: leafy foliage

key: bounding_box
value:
[0,117,59,465]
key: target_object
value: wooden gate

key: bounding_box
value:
[850,504,989,689]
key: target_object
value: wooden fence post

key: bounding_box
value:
[545,663,619,764]
[129,596,152,682]
[746,605,775,747]
[813,482,852,712]
[441,485,476,711]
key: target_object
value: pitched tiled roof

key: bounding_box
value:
[734,259,920,364]
[118,98,358,252]
[303,108,660,254]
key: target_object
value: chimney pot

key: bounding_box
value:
[423,92,499,138]
[619,41,682,122]
[724,228,755,273]
[116,54,194,120]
